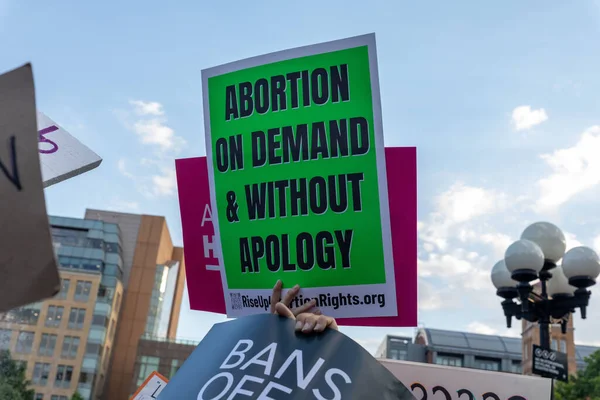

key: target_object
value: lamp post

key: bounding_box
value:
[491,222,600,365]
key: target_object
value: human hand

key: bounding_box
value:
[274,302,339,334]
[269,279,317,316]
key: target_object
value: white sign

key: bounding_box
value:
[0,64,60,312]
[36,111,102,187]
[131,371,168,400]
[379,359,552,400]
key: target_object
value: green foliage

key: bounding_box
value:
[555,349,600,400]
[71,391,85,400]
[0,350,34,400]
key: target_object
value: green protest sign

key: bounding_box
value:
[202,34,397,318]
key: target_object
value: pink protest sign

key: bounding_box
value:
[175,147,417,326]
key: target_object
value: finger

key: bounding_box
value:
[270,280,282,314]
[300,315,318,333]
[274,302,295,320]
[313,309,322,315]
[281,284,300,307]
[292,299,316,316]
[314,315,332,332]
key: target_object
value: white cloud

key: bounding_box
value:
[593,234,600,253]
[132,118,185,151]
[418,280,460,311]
[511,105,548,131]
[564,231,584,251]
[467,321,520,338]
[419,182,508,252]
[436,183,506,224]
[108,198,140,212]
[535,126,600,213]
[117,159,134,179]
[129,100,164,116]
[152,166,177,196]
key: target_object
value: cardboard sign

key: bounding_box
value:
[131,371,169,400]
[158,314,415,399]
[379,359,553,400]
[201,33,398,319]
[36,111,102,187]
[0,64,60,312]
[175,146,417,325]
[532,344,568,382]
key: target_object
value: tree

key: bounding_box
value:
[71,392,85,400]
[555,349,600,400]
[0,350,34,400]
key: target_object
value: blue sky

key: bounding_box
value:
[3,0,600,353]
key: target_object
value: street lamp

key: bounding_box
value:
[491,222,600,351]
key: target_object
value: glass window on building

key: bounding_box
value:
[92,314,109,328]
[389,349,408,360]
[54,365,73,388]
[137,356,160,387]
[15,331,34,354]
[68,308,86,330]
[50,395,68,400]
[61,336,80,359]
[45,305,64,328]
[474,357,501,371]
[170,359,180,378]
[38,333,57,357]
[97,285,114,303]
[6,303,42,325]
[436,353,463,367]
[560,340,567,353]
[34,393,43,400]
[74,281,93,302]
[57,279,70,300]
[85,343,103,358]
[510,360,522,374]
[552,339,558,350]
[32,362,51,386]
[104,241,121,253]
[0,329,11,350]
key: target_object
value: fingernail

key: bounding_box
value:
[277,280,282,286]
[295,321,303,331]
[293,284,299,290]
[315,323,325,331]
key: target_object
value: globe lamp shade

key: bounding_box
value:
[520,222,566,264]
[562,246,600,289]
[504,239,544,282]
[491,260,518,299]
[547,265,575,297]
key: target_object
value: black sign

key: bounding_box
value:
[158,314,415,399]
[532,345,568,383]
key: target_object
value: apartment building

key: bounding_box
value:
[0,210,186,400]
[83,210,185,400]
[0,216,124,400]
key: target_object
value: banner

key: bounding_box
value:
[379,359,552,400]
[0,64,60,312]
[201,33,398,319]
[37,111,102,187]
[158,314,415,399]
[175,146,417,326]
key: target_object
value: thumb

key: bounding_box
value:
[275,302,295,320]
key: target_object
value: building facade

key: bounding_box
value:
[0,210,186,400]
[376,328,599,376]
[84,210,186,400]
[0,216,124,400]
[130,335,197,395]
